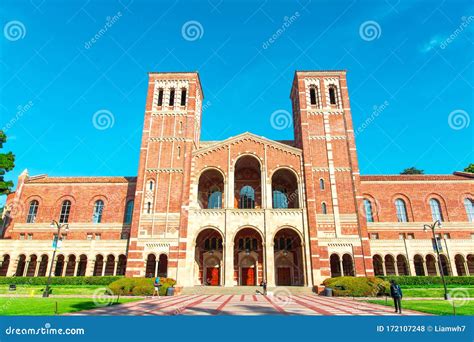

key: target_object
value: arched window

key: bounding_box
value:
[179,121,183,133]
[328,85,337,105]
[146,202,152,214]
[180,88,187,106]
[464,198,474,222]
[208,187,222,209]
[26,200,39,223]
[309,86,318,106]
[59,200,71,223]
[429,198,443,222]
[322,202,328,214]
[363,199,374,222]
[125,200,134,224]
[273,188,288,209]
[92,200,104,223]
[395,199,408,222]
[177,146,181,159]
[169,88,175,106]
[239,186,255,209]
[148,180,154,191]
[157,88,164,106]
[319,178,325,190]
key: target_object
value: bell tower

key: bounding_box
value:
[126,72,203,278]
[290,70,373,283]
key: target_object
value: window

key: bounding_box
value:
[407,233,415,239]
[27,233,33,240]
[179,121,183,133]
[169,88,175,106]
[464,198,474,222]
[157,88,164,106]
[370,233,379,240]
[309,86,318,106]
[328,85,337,105]
[87,233,93,241]
[180,88,187,106]
[273,188,288,209]
[26,200,39,223]
[208,188,222,209]
[321,202,327,214]
[177,146,181,159]
[363,199,374,222]
[395,199,408,222]
[19,233,25,240]
[59,200,71,223]
[399,233,406,240]
[443,233,451,239]
[125,200,134,224]
[239,186,255,209]
[92,200,104,223]
[319,178,325,190]
[146,202,152,214]
[95,233,101,240]
[429,198,443,222]
[148,180,154,191]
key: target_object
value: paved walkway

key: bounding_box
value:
[70,295,426,316]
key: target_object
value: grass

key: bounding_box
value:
[0,285,104,295]
[367,299,474,316]
[0,297,141,315]
[402,287,474,298]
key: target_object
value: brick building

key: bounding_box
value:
[1,70,473,288]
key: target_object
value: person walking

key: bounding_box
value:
[153,276,161,297]
[390,280,403,314]
[260,280,267,295]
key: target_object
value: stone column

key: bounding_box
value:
[87,259,96,276]
[422,260,428,276]
[381,261,387,276]
[224,241,234,287]
[45,256,53,277]
[23,260,30,277]
[73,261,79,277]
[6,257,16,277]
[113,261,119,276]
[339,258,344,276]
[434,259,440,276]
[154,258,159,277]
[61,260,67,276]
[265,241,275,287]
[34,260,41,277]
[101,260,106,276]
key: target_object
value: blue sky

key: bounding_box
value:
[1,0,473,204]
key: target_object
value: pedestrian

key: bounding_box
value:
[389,280,403,314]
[153,276,161,297]
[260,280,267,295]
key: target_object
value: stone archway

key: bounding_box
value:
[195,228,223,285]
[273,228,304,286]
[234,227,263,286]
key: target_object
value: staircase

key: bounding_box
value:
[180,286,315,295]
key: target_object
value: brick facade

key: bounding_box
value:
[1,71,473,285]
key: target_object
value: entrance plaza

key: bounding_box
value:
[70,295,425,316]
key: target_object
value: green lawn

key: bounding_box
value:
[0,285,104,295]
[367,299,474,316]
[0,297,141,315]
[402,287,474,298]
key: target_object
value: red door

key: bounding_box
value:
[206,267,220,286]
[277,267,291,285]
[241,267,255,285]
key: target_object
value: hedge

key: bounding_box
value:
[379,276,474,286]
[322,276,390,297]
[0,276,123,286]
[108,277,176,296]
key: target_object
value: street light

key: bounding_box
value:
[423,220,449,300]
[42,220,69,298]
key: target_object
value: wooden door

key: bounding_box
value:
[206,267,220,286]
[277,267,291,286]
[241,267,255,285]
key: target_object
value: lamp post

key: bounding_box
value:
[423,220,449,300]
[43,220,69,298]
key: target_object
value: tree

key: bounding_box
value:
[463,163,474,173]
[0,131,15,195]
[400,167,424,175]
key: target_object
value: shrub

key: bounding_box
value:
[322,276,389,297]
[108,277,176,296]
[379,276,474,286]
[0,276,122,286]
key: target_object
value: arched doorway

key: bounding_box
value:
[0,254,10,276]
[342,254,355,276]
[439,254,451,276]
[145,254,156,277]
[26,255,37,276]
[77,255,87,276]
[65,255,76,276]
[117,255,127,275]
[38,255,48,277]
[372,255,384,276]
[54,255,65,276]
[426,255,437,276]
[15,254,26,276]
[198,169,224,209]
[104,255,115,276]
[195,228,223,285]
[234,156,261,209]
[396,255,409,275]
[93,255,104,276]
[330,254,342,277]
[271,169,299,208]
[234,227,263,285]
[455,254,467,276]
[273,228,304,286]
[384,255,396,275]
[158,254,168,277]
[414,254,424,276]
[467,255,474,275]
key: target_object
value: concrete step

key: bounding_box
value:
[180,286,315,295]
